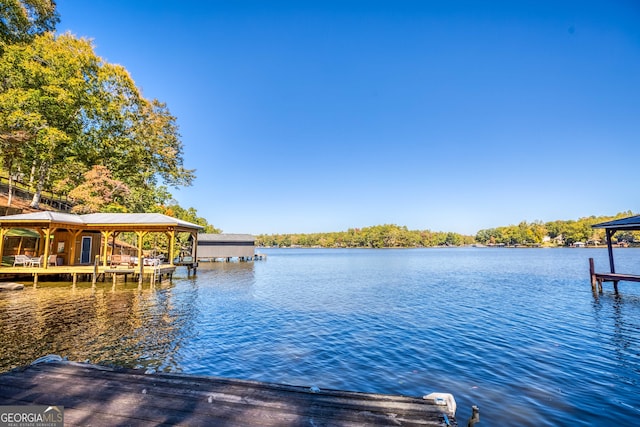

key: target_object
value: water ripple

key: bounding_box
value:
[1,248,639,425]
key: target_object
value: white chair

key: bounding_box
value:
[29,256,43,267]
[13,255,31,267]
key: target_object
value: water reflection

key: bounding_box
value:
[589,291,640,419]
[0,278,198,373]
[2,251,640,426]
[195,261,256,287]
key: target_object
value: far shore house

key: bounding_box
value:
[0,211,203,268]
[197,233,256,261]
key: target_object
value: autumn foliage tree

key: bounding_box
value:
[0,32,194,211]
[67,165,129,213]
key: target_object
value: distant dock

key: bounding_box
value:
[0,359,460,426]
[196,253,267,263]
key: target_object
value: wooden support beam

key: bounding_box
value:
[167,228,176,266]
[41,227,56,270]
[69,230,83,266]
[0,228,6,260]
[92,257,98,286]
[100,231,113,267]
[136,231,147,287]
[606,229,615,274]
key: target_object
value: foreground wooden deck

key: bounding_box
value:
[0,264,176,286]
[0,360,458,426]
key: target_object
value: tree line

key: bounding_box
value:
[0,1,217,232]
[474,211,639,246]
[257,212,638,248]
[257,224,475,248]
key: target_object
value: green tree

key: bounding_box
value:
[0,32,194,211]
[529,220,548,244]
[161,202,220,234]
[0,32,99,207]
[0,0,59,47]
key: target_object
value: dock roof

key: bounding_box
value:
[0,211,85,224]
[0,212,203,232]
[198,233,255,242]
[592,215,640,231]
[81,213,204,229]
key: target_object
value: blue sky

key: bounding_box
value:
[56,1,640,235]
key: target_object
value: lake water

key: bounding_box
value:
[1,247,639,426]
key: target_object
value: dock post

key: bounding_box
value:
[72,273,77,288]
[467,405,480,426]
[33,273,38,288]
[589,258,597,292]
[92,257,98,286]
[138,261,143,289]
[606,229,616,273]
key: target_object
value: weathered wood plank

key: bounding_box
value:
[0,362,456,426]
[0,369,445,423]
[595,272,640,282]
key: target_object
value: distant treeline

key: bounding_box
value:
[475,211,638,246]
[257,224,475,248]
[256,211,638,248]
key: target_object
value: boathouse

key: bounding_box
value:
[589,214,640,292]
[197,233,256,261]
[0,212,203,284]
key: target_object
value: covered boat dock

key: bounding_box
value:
[0,212,203,286]
[590,215,640,293]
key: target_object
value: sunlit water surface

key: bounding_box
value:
[1,248,639,426]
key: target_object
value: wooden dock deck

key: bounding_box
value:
[0,360,458,426]
[0,264,177,286]
[589,257,640,293]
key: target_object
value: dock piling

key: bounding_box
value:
[589,258,597,292]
